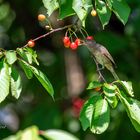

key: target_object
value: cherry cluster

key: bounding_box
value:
[63,36,81,50]
[63,35,94,50]
[26,12,95,50]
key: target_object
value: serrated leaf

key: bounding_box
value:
[42,129,79,140]
[17,48,32,64]
[19,60,54,98]
[18,60,33,79]
[103,83,118,108]
[5,50,17,65]
[91,97,110,134]
[42,0,59,16]
[87,81,102,90]
[72,0,92,27]
[118,92,140,132]
[95,0,111,29]
[10,66,22,99]
[59,0,75,19]
[80,95,100,131]
[25,47,39,65]
[116,81,134,97]
[111,0,130,25]
[0,61,10,103]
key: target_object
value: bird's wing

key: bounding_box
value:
[99,44,116,66]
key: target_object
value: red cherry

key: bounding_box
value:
[63,36,70,44]
[64,41,71,48]
[86,36,94,40]
[70,42,78,50]
[75,38,81,46]
[28,40,35,47]
[95,87,101,92]
[72,98,85,117]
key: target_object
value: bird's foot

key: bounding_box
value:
[96,67,104,72]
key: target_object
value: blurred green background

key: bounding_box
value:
[0,0,140,139]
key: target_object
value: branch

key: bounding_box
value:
[92,57,106,82]
[22,24,73,48]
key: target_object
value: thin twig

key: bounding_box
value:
[92,56,106,82]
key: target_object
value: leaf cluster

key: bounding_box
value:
[80,80,140,134]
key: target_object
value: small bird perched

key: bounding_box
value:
[83,37,119,80]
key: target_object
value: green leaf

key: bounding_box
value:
[42,0,59,16]
[80,95,100,131]
[17,48,32,64]
[5,50,17,65]
[111,0,130,25]
[3,126,43,140]
[25,47,39,65]
[18,60,33,79]
[103,83,118,108]
[72,0,92,27]
[105,0,112,9]
[118,92,140,132]
[19,60,54,98]
[95,0,111,29]
[0,61,10,103]
[10,66,22,99]
[21,126,41,140]
[3,131,22,140]
[59,0,75,19]
[41,129,79,140]
[116,81,134,97]
[87,81,102,90]
[0,51,4,59]
[91,96,110,134]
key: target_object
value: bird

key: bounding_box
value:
[83,37,119,80]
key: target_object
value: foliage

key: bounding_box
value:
[0,0,140,140]
[80,80,140,134]
[3,126,79,140]
[42,0,130,28]
[0,47,54,103]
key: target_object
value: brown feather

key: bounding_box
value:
[98,44,116,67]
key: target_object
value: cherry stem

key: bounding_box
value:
[81,27,89,37]
[45,18,53,29]
[68,29,78,41]
[79,29,86,39]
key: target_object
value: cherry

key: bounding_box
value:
[63,36,70,44]
[72,98,85,117]
[70,42,78,50]
[95,87,101,92]
[38,14,46,21]
[28,40,35,48]
[86,36,94,40]
[63,36,71,48]
[91,9,97,17]
[75,38,81,46]
[64,41,71,48]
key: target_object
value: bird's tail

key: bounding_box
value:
[106,65,119,80]
[111,70,119,80]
